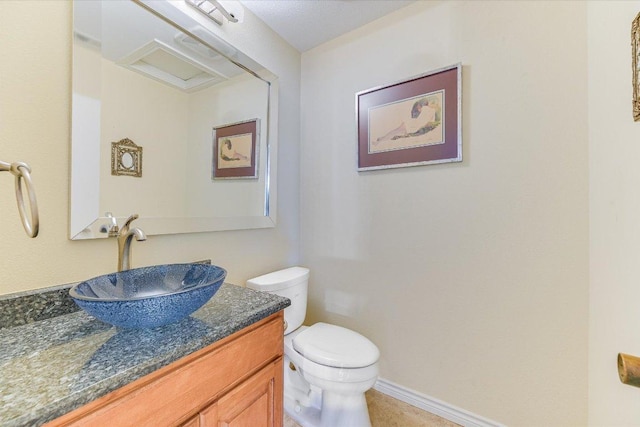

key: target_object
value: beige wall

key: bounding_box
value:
[588,1,640,425]
[0,1,300,295]
[100,56,190,218]
[300,1,589,425]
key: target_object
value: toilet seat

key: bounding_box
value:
[292,322,379,368]
[285,327,379,386]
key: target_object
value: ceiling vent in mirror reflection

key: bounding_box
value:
[117,39,227,93]
[175,31,234,62]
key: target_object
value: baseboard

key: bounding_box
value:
[373,378,505,427]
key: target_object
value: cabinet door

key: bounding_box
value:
[203,359,283,427]
[180,415,201,427]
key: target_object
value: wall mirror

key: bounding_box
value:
[70,0,278,240]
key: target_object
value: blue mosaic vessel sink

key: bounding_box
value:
[69,264,226,328]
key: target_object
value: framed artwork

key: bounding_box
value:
[633,12,640,121]
[111,138,142,177]
[212,119,259,179]
[356,63,462,171]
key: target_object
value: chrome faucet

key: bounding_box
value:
[117,214,146,272]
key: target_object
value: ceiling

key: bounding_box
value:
[238,0,416,52]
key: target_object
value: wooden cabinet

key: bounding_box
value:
[46,313,284,427]
[185,359,282,427]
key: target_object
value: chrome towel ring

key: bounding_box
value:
[0,160,39,238]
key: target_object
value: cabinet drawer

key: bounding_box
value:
[47,313,284,427]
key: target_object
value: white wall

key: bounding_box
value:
[588,1,640,425]
[300,1,589,425]
[0,1,300,295]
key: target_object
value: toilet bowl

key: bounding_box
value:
[247,267,380,427]
[284,324,379,427]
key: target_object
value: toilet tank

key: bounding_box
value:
[246,266,309,334]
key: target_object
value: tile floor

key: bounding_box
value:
[283,389,461,427]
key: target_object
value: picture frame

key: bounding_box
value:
[111,138,143,177]
[356,63,462,171]
[632,12,640,121]
[212,119,259,180]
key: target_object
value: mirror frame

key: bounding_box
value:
[70,0,278,240]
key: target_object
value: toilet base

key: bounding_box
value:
[284,388,372,427]
[284,393,321,427]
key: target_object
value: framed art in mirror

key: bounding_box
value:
[213,119,259,180]
[111,138,142,177]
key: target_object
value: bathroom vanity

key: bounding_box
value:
[0,283,289,427]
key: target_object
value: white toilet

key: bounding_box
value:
[247,266,380,427]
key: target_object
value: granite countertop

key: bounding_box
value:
[0,283,289,427]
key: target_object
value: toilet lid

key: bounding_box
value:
[292,323,380,368]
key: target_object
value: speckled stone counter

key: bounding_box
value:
[0,283,289,427]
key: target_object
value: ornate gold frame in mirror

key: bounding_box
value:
[633,12,640,121]
[111,138,143,177]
